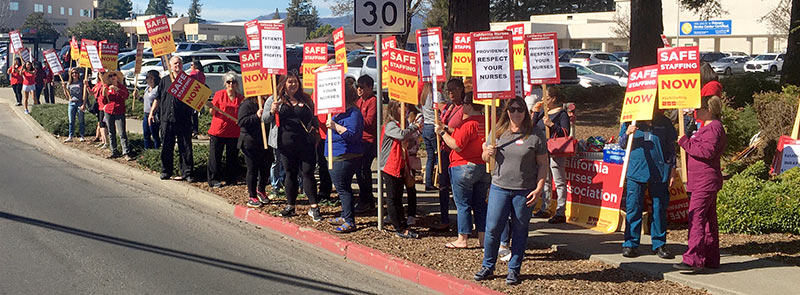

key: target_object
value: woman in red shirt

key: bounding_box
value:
[206,72,243,188]
[94,71,131,160]
[435,95,489,249]
[21,61,37,114]
[7,57,23,106]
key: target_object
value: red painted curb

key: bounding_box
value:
[233,205,502,295]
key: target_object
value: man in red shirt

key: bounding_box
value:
[354,75,378,212]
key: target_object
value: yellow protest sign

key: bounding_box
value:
[506,24,525,71]
[657,46,701,109]
[620,65,659,122]
[387,48,420,105]
[145,15,176,57]
[239,50,274,97]
[333,27,347,73]
[451,33,472,77]
[168,71,213,111]
[302,43,328,89]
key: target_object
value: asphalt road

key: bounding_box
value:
[0,104,429,294]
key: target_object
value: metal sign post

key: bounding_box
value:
[376,34,383,230]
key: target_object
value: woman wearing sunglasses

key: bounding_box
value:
[94,70,131,161]
[531,86,571,224]
[474,96,548,285]
[63,68,88,142]
[207,72,243,189]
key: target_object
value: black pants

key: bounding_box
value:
[33,84,43,104]
[382,171,408,232]
[315,141,333,199]
[356,141,377,207]
[280,147,318,206]
[207,135,239,184]
[161,122,194,177]
[191,111,199,135]
[12,84,22,104]
[405,175,417,217]
[242,147,272,198]
[42,83,54,104]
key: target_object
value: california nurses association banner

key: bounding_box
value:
[564,158,624,233]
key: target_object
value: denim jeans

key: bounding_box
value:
[270,147,285,189]
[67,102,85,138]
[422,124,437,187]
[330,157,363,225]
[482,184,534,273]
[623,179,670,250]
[104,113,130,155]
[143,112,161,149]
[450,163,490,235]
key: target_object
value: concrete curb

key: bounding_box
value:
[233,206,503,295]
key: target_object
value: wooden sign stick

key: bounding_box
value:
[328,113,333,169]
[678,113,688,183]
[81,68,90,109]
[792,93,800,139]
[619,120,636,187]
[489,98,496,171]
[485,104,491,173]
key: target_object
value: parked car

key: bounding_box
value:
[744,53,785,74]
[562,63,620,88]
[587,63,629,87]
[613,51,629,63]
[699,52,727,64]
[345,54,379,90]
[174,51,240,63]
[558,49,582,63]
[724,51,749,57]
[175,42,216,53]
[181,59,242,92]
[710,56,751,75]
[569,51,625,66]
[125,58,164,89]
[117,50,154,69]
[286,47,303,76]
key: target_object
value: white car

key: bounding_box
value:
[173,51,240,63]
[586,63,629,87]
[180,59,242,93]
[744,53,785,74]
[569,51,626,66]
[124,58,164,89]
[563,63,621,88]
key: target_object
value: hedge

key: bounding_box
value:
[30,104,99,137]
[719,73,781,108]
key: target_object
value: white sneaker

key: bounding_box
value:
[79,137,86,142]
[63,137,73,143]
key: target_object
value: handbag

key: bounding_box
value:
[547,127,577,158]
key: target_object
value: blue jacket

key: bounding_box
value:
[325,106,364,157]
[619,114,677,184]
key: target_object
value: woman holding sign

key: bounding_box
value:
[380,100,422,239]
[8,57,23,106]
[21,61,37,114]
[325,86,364,232]
[238,87,272,209]
[95,71,132,161]
[618,104,678,259]
[436,94,489,249]
[475,97,548,285]
[674,96,726,272]
[262,73,322,221]
[64,68,87,142]
[532,87,571,224]
[207,72,244,189]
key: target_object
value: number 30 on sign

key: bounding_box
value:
[354,0,407,34]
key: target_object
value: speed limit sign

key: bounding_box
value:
[354,0,407,34]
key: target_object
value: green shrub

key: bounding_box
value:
[718,161,800,235]
[721,103,759,156]
[30,104,98,137]
[719,73,781,108]
[137,144,210,181]
[198,110,211,135]
[125,96,145,120]
[751,87,799,164]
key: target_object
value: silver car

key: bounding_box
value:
[569,51,626,66]
[711,57,751,75]
[563,63,621,88]
[587,63,629,87]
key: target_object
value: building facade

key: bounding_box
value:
[4,0,95,38]
[116,17,307,47]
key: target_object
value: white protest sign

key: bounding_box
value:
[19,47,31,62]
[43,49,64,75]
[315,64,346,115]
[416,27,445,82]
[10,31,23,53]
[471,31,515,100]
[780,144,800,173]
[86,42,103,71]
[525,32,560,85]
[260,23,287,75]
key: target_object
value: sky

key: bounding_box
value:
[130,0,336,22]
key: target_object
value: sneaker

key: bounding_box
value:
[473,267,494,281]
[280,205,296,217]
[63,137,73,143]
[210,181,222,188]
[99,144,108,149]
[23,110,30,114]
[15,102,21,106]
[79,137,86,142]
[256,190,269,203]
[548,215,566,224]
[308,207,322,222]
[506,269,521,285]
[160,173,171,180]
[123,155,134,161]
[396,229,420,239]
[246,198,262,208]
[499,248,512,262]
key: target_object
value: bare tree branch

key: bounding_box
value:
[611,7,630,44]
[0,0,15,30]
[760,0,791,38]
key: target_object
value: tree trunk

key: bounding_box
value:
[781,0,800,86]
[446,0,490,79]
[628,0,664,68]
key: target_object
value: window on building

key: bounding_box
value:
[213,35,229,41]
[60,7,64,14]
[34,4,44,12]
[69,8,73,15]
[198,34,207,41]
[80,9,91,17]
[187,34,197,41]
[9,1,19,11]
[48,5,52,13]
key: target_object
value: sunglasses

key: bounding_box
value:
[507,107,526,113]
[225,80,236,84]
[108,74,117,78]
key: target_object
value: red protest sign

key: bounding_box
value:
[506,24,525,70]
[660,34,671,47]
[302,43,329,89]
[315,64,346,115]
[416,27,446,82]
[260,23,286,75]
[564,158,624,233]
[471,31,515,100]
[9,30,23,53]
[525,32,560,85]
[99,41,119,71]
[333,27,347,72]
[378,36,397,89]
[168,70,213,111]
[240,50,274,97]
[387,48,420,105]
[43,49,64,75]
[244,20,261,51]
[657,46,701,109]
[144,15,176,57]
[451,33,472,77]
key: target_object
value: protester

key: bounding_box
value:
[151,56,195,182]
[532,86,571,224]
[380,100,422,239]
[89,76,109,149]
[42,62,55,104]
[63,68,87,142]
[354,75,378,213]
[8,57,23,106]
[674,96,727,272]
[189,60,205,138]
[436,91,489,249]
[238,90,272,208]
[33,61,45,105]
[618,104,678,259]
[475,96,548,285]
[95,70,131,160]
[325,86,364,232]
[700,63,722,97]
[207,72,243,188]
[21,61,36,114]
[432,78,468,230]
[262,73,321,220]
[314,112,334,202]
[142,70,161,149]
[404,105,423,225]
[420,82,441,191]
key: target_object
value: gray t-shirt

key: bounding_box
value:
[143,86,158,114]
[492,128,548,190]
[422,91,441,125]
[67,83,83,105]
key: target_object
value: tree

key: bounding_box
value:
[188,0,202,23]
[20,12,60,39]
[286,0,320,38]
[145,0,173,16]
[308,24,335,40]
[64,19,128,46]
[97,0,133,19]
[680,0,727,20]
[610,7,630,47]
[220,36,244,47]
[761,0,792,38]
[273,8,281,19]
[0,0,16,31]
[781,0,800,85]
